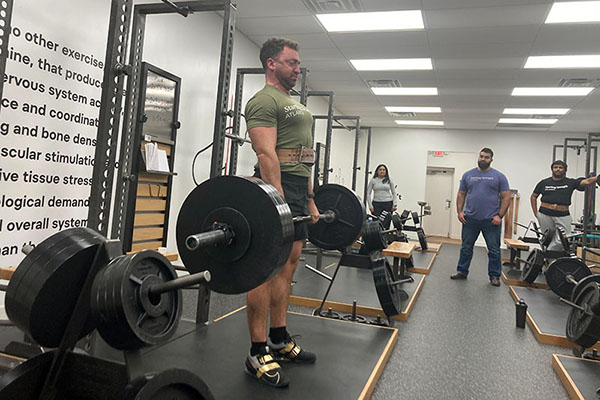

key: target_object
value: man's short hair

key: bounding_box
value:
[551,160,568,171]
[259,38,299,70]
[480,147,494,157]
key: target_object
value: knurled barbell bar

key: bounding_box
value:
[176,175,365,294]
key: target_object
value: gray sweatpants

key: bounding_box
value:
[536,212,572,251]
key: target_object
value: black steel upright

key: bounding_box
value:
[363,127,372,205]
[0,0,14,109]
[331,116,361,190]
[87,0,134,235]
[209,3,237,178]
[310,92,335,183]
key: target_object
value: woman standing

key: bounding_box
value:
[367,164,398,228]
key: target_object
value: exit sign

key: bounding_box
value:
[433,151,443,157]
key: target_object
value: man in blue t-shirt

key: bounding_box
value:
[451,148,511,286]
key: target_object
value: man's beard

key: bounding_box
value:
[478,161,490,169]
[553,171,565,179]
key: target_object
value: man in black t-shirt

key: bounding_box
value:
[530,160,598,250]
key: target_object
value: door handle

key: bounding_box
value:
[445,199,451,209]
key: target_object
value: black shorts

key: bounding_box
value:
[254,170,308,241]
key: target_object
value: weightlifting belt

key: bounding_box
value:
[541,202,569,212]
[276,148,315,165]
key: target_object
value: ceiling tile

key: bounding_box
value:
[233,0,312,17]
[235,16,323,36]
[427,26,539,45]
[423,5,549,29]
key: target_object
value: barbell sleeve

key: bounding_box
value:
[185,225,235,251]
[559,297,594,316]
[148,270,212,297]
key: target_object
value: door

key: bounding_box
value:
[424,167,454,237]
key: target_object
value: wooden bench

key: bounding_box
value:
[0,266,17,281]
[503,238,530,270]
[382,242,417,281]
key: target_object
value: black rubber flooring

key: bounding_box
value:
[409,251,435,270]
[292,254,424,312]
[555,354,600,399]
[511,286,567,336]
[503,265,548,286]
[135,310,394,399]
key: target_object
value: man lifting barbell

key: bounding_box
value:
[243,38,317,388]
[530,160,599,252]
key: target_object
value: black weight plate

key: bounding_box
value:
[566,282,600,348]
[546,257,591,299]
[308,184,365,250]
[572,275,600,302]
[557,226,571,254]
[411,211,419,225]
[5,227,91,318]
[417,228,428,250]
[371,255,402,317]
[400,210,410,220]
[521,249,545,283]
[540,227,556,248]
[176,176,293,294]
[392,214,403,231]
[91,251,182,350]
[126,369,215,400]
[6,228,105,347]
[362,220,386,252]
[0,350,54,398]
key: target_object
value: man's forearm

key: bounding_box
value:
[499,196,511,217]
[530,195,538,217]
[456,193,465,214]
[257,152,283,195]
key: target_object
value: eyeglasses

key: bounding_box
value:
[274,58,301,68]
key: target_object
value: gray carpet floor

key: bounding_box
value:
[182,243,571,399]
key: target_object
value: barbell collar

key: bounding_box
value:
[185,224,235,251]
[148,270,212,297]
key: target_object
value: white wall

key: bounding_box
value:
[369,127,592,242]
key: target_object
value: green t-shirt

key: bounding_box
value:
[245,85,313,177]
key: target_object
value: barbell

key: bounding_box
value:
[176,175,365,294]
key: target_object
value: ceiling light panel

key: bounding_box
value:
[372,87,438,95]
[351,58,433,71]
[386,106,442,113]
[498,118,558,124]
[395,120,444,126]
[546,1,600,24]
[503,108,570,115]
[512,87,594,96]
[525,55,600,69]
[316,10,424,32]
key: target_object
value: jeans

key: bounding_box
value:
[536,212,572,252]
[457,216,502,278]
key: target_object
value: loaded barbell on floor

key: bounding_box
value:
[544,257,595,300]
[560,275,600,349]
[176,175,365,294]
